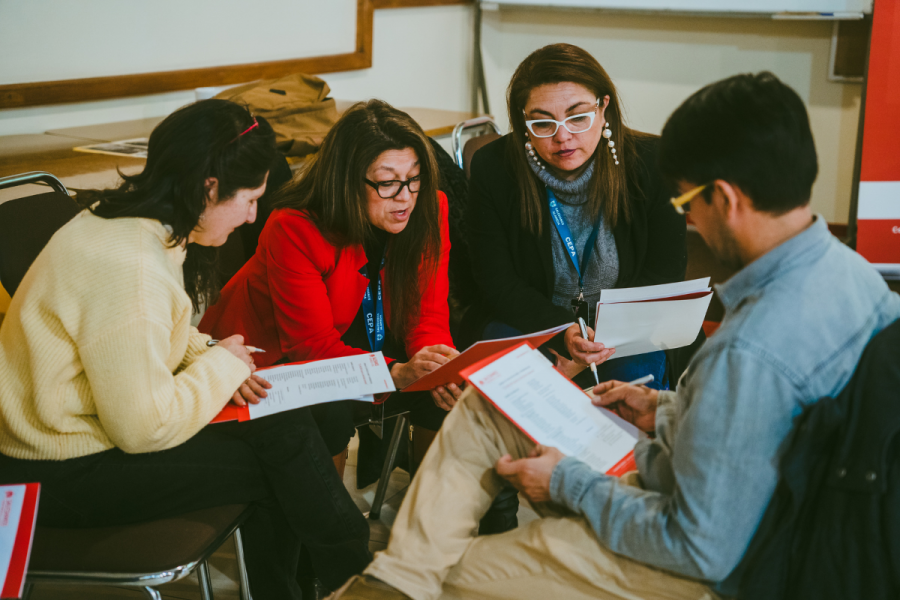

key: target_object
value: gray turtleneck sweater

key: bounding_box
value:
[529,159,619,312]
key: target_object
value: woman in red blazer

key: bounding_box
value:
[200,100,463,456]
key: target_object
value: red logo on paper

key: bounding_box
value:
[4,491,11,498]
[369,355,379,367]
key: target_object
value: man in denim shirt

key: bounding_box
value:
[331,74,900,600]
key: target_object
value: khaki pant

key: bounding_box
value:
[366,388,719,600]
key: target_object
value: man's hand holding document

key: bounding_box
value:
[460,343,640,477]
[593,277,713,359]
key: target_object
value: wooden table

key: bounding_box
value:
[0,105,480,201]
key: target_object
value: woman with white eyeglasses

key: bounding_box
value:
[461,43,687,389]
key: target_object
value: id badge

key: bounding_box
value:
[570,297,590,323]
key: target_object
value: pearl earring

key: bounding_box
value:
[525,134,545,170]
[603,122,618,166]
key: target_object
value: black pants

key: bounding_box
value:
[0,408,371,599]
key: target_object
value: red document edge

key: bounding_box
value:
[459,343,637,478]
[601,290,713,305]
[2,483,40,599]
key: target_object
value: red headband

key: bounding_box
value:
[230,117,258,143]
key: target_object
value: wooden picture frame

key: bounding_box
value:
[0,0,375,110]
[0,0,472,110]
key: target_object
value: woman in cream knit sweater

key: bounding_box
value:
[0,100,371,599]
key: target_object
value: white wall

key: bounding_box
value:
[0,0,356,84]
[480,7,862,223]
[0,4,862,222]
[0,5,474,137]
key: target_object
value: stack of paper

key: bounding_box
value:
[594,277,713,359]
[212,352,395,423]
[0,483,39,600]
[461,343,640,476]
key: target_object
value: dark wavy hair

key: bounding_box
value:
[507,43,653,234]
[77,99,277,310]
[274,99,442,340]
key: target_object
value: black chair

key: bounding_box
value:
[0,172,80,296]
[0,172,254,600]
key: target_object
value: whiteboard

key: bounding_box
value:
[486,0,873,14]
[0,0,358,86]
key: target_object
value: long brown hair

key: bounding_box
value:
[507,43,651,235]
[274,99,442,340]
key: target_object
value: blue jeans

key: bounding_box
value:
[482,321,668,391]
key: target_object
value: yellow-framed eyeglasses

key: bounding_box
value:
[670,183,708,215]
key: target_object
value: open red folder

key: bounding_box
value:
[401,323,571,392]
[459,342,638,477]
[1,483,40,599]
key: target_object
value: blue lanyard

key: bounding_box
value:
[361,254,386,352]
[547,188,602,296]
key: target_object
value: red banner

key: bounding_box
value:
[856,0,900,276]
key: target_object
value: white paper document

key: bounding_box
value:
[465,345,639,474]
[594,278,713,360]
[248,352,395,420]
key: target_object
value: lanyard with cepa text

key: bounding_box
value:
[360,255,386,352]
[547,188,602,308]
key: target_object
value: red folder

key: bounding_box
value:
[401,326,568,392]
[459,343,636,477]
[1,483,40,599]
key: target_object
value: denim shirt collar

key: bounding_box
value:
[716,215,829,315]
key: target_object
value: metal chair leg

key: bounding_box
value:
[234,527,253,600]
[198,559,214,600]
[408,423,417,479]
[369,414,408,520]
[143,587,163,600]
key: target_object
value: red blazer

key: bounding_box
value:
[199,192,453,369]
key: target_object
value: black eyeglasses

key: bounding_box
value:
[364,176,421,199]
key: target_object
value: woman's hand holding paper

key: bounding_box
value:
[232,374,273,407]
[390,344,463,410]
[565,322,615,367]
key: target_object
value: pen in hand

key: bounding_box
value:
[577,317,600,386]
[207,339,266,354]
[626,374,654,387]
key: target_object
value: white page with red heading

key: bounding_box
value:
[463,343,640,476]
[0,483,40,599]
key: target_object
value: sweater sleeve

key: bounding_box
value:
[178,327,214,371]
[264,215,372,362]
[79,319,250,454]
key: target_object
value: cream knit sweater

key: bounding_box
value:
[0,211,251,461]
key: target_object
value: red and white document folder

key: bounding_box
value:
[594,277,713,360]
[212,352,394,423]
[402,323,571,392]
[0,483,40,599]
[461,343,639,476]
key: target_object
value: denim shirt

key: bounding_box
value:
[549,216,900,593]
